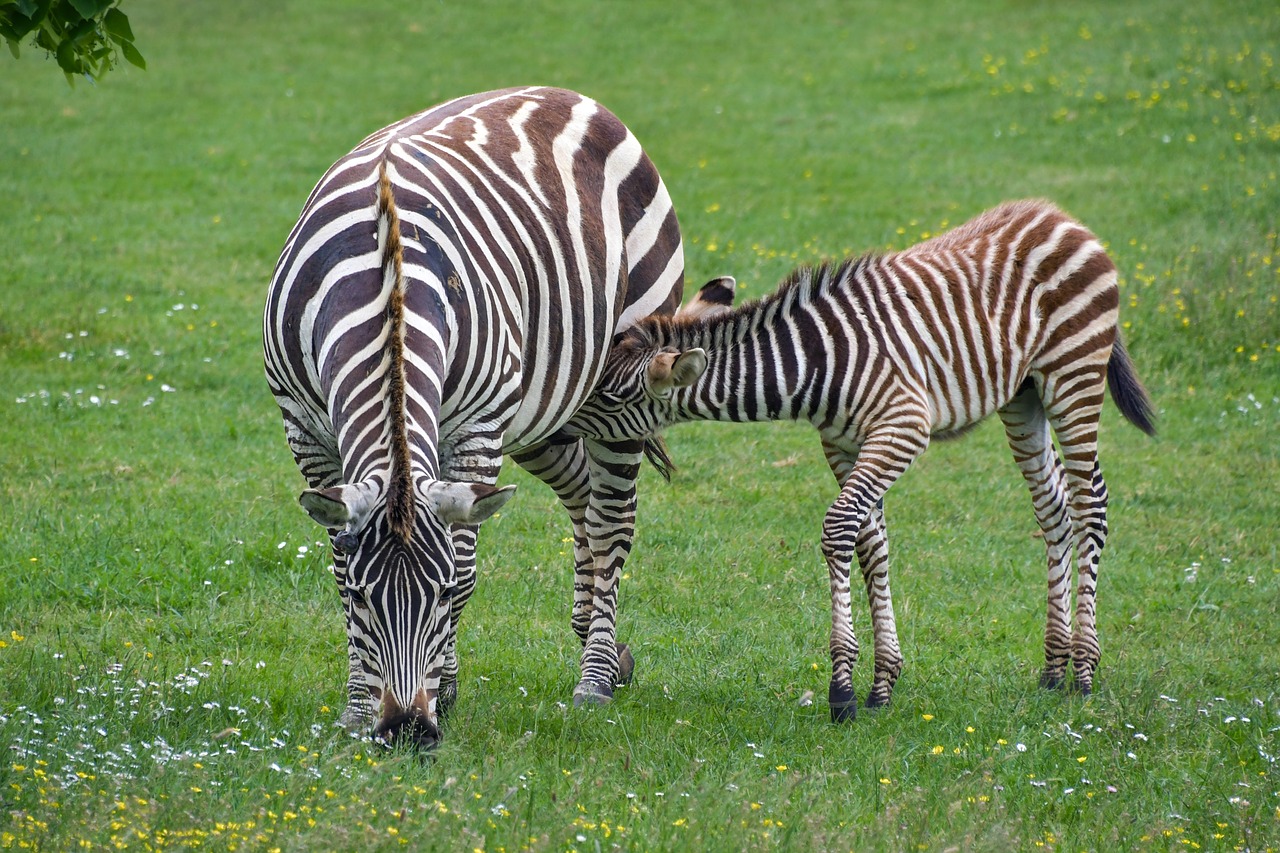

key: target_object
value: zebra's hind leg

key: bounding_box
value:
[821,425,928,722]
[571,437,645,706]
[998,386,1075,691]
[513,440,637,706]
[1039,364,1111,696]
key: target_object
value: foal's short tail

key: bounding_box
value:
[1107,335,1157,436]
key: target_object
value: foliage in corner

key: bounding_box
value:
[0,0,144,84]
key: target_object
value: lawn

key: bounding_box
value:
[1,0,1277,850]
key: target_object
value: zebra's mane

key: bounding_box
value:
[377,162,415,543]
[621,255,871,352]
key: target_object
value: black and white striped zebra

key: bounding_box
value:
[263,87,685,746]
[561,200,1155,718]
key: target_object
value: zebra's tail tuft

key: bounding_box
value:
[643,434,676,482]
[1107,335,1156,437]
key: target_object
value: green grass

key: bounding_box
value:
[2,0,1278,850]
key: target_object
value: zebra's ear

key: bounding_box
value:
[299,484,376,531]
[647,348,708,393]
[675,276,736,321]
[424,482,517,526]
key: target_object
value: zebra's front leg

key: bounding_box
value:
[573,437,645,706]
[821,427,927,722]
[331,557,377,730]
[438,524,480,716]
[856,502,903,709]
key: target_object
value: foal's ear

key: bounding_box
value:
[647,348,708,393]
[675,276,736,321]
[299,483,377,530]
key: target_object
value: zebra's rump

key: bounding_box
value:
[264,86,686,469]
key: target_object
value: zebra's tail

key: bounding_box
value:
[1107,334,1156,437]
[643,434,675,482]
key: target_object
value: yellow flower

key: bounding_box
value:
[932,745,944,755]
[922,714,934,721]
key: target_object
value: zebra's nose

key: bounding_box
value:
[374,689,440,750]
[374,709,440,750]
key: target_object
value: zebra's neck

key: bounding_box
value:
[648,263,851,425]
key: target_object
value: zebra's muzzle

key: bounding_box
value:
[374,707,440,750]
[374,687,440,750]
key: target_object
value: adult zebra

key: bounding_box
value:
[263,87,685,747]
[561,200,1156,719]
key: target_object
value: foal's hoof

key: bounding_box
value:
[615,643,635,686]
[572,680,613,708]
[829,683,858,723]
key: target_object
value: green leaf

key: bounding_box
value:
[65,0,113,19]
[54,35,84,73]
[6,36,18,59]
[102,6,131,42]
[119,36,142,69]
[65,15,99,44]
[14,0,42,18]
[1,4,43,39]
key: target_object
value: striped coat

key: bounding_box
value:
[562,200,1155,718]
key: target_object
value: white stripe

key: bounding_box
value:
[616,237,683,332]
[508,100,550,207]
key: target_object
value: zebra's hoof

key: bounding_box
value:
[1070,679,1094,697]
[439,679,458,717]
[1039,671,1066,691]
[338,704,375,732]
[615,643,635,686]
[573,680,613,707]
[829,682,857,723]
[864,693,891,710]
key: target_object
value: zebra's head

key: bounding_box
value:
[560,276,733,443]
[299,479,515,749]
[562,334,709,442]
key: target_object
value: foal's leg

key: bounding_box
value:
[821,421,929,722]
[1040,365,1111,695]
[822,441,903,710]
[998,385,1074,690]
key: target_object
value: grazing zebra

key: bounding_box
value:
[263,87,686,747]
[560,199,1156,719]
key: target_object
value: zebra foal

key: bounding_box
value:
[562,199,1155,719]
[264,87,686,747]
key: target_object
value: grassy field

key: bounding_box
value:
[2,0,1278,849]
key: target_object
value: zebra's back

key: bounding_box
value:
[841,199,1119,435]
